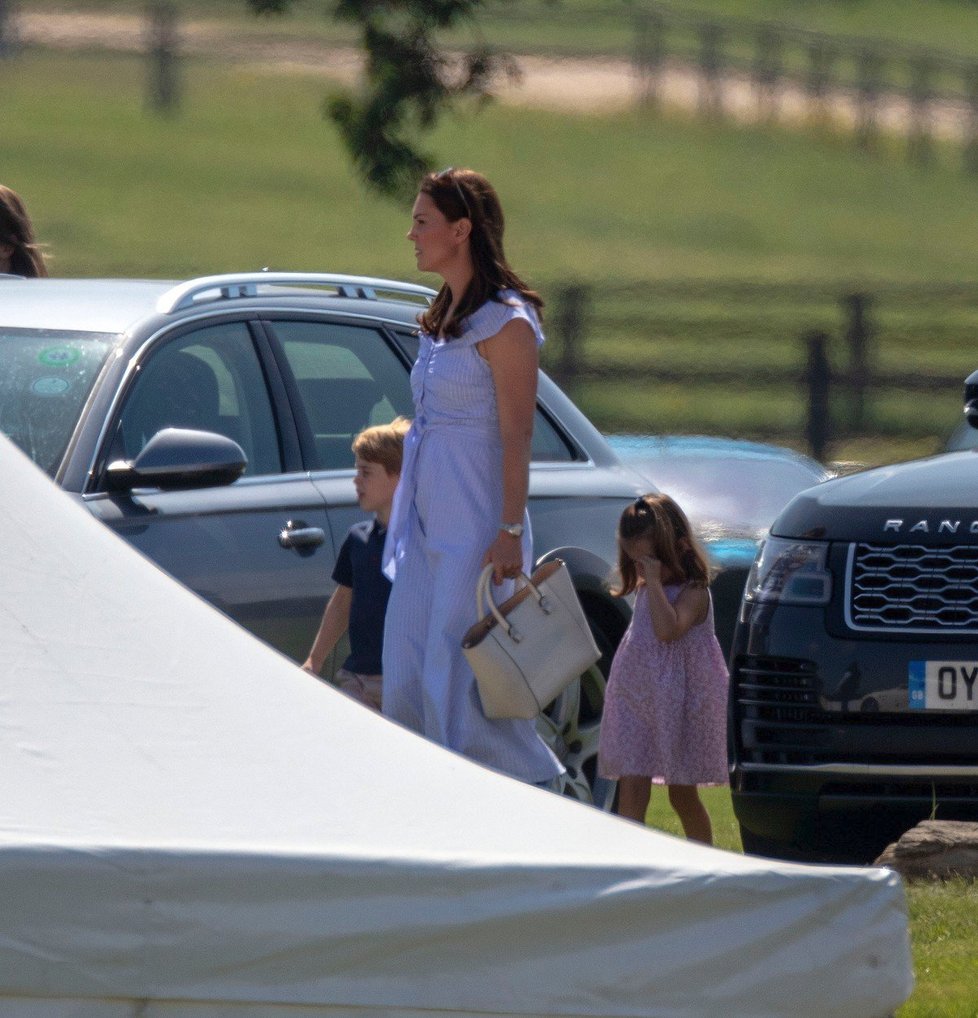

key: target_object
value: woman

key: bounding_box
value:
[382,167,562,786]
[0,185,48,277]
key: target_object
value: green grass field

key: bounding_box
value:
[5,36,978,1015]
[7,50,978,284]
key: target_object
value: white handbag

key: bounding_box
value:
[461,559,601,720]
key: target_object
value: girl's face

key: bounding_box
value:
[619,535,655,565]
[621,531,683,584]
[407,192,466,275]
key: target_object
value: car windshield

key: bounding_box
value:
[0,329,117,475]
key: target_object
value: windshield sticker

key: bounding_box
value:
[31,377,71,397]
[38,347,80,368]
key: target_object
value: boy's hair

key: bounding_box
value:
[612,492,712,597]
[352,417,410,475]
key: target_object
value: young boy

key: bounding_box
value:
[301,417,410,710]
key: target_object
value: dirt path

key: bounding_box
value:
[12,9,971,140]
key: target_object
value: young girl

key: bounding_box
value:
[598,493,729,844]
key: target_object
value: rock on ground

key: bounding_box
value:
[875,819,978,879]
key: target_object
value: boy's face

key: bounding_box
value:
[354,456,400,515]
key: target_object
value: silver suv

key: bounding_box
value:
[0,271,645,805]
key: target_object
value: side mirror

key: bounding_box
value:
[964,370,978,431]
[105,427,248,492]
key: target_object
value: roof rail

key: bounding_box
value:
[157,272,436,314]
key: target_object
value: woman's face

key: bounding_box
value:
[407,192,465,275]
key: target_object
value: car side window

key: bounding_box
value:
[268,320,414,471]
[116,322,283,476]
[531,409,576,462]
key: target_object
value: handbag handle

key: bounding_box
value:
[475,564,552,643]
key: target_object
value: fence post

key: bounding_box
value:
[697,21,724,119]
[803,330,831,461]
[552,283,590,390]
[0,0,13,58]
[842,292,872,431]
[632,7,665,110]
[855,46,883,150]
[964,65,978,174]
[805,37,836,127]
[753,24,781,122]
[146,0,180,115]
[907,56,934,166]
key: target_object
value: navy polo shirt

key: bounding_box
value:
[331,518,391,675]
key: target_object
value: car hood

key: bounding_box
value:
[773,449,978,544]
[606,433,829,545]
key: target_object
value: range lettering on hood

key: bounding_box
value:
[883,518,978,535]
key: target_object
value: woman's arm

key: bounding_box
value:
[639,557,709,642]
[479,317,538,584]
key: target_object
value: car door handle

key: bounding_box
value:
[278,520,326,549]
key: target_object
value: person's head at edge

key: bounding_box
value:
[0,185,48,278]
[409,167,541,339]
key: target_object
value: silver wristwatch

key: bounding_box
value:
[499,522,524,538]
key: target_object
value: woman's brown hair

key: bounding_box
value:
[0,186,48,278]
[416,168,541,339]
[612,493,712,597]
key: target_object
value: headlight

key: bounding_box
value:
[744,537,831,606]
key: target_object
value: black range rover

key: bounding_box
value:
[730,373,978,862]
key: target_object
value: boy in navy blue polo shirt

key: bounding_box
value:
[301,418,410,710]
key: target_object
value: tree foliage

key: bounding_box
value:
[247,0,516,197]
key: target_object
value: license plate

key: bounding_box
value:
[909,661,978,710]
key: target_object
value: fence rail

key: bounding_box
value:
[539,280,978,461]
[627,2,978,170]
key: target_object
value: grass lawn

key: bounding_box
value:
[6,50,978,283]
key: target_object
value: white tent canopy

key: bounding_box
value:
[0,435,912,1017]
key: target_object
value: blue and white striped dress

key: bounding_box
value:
[382,290,563,784]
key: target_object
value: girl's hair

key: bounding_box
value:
[351,416,411,476]
[0,186,48,278]
[416,167,542,339]
[612,493,712,597]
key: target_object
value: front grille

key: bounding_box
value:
[734,657,824,764]
[847,542,978,634]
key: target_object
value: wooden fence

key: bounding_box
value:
[540,280,978,461]
[628,2,978,172]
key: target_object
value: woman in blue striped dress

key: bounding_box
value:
[382,168,563,785]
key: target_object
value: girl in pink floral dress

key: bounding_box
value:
[598,494,729,844]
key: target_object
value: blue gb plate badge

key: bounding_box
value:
[909,660,978,710]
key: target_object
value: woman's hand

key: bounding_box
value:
[483,531,524,585]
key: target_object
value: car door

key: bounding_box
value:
[84,317,336,662]
[261,315,416,675]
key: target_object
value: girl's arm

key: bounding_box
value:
[639,557,709,643]
[479,317,538,584]
[302,584,353,675]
